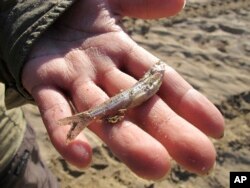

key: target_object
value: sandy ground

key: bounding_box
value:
[22,0,250,187]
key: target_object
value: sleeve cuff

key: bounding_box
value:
[0,0,76,108]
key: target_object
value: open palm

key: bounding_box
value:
[22,0,224,180]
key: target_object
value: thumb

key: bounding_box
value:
[111,0,185,19]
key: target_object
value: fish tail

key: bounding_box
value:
[66,122,89,143]
[57,113,92,142]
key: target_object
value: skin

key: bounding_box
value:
[22,0,225,180]
[58,61,165,142]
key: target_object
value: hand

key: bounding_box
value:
[22,0,224,180]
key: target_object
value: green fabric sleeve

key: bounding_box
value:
[0,0,76,109]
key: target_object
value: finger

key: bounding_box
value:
[124,45,225,138]
[160,72,225,139]
[99,67,216,174]
[133,97,216,175]
[94,120,171,180]
[31,85,92,168]
[70,78,171,180]
[110,0,186,19]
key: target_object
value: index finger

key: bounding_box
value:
[31,85,92,168]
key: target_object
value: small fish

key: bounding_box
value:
[58,61,166,142]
